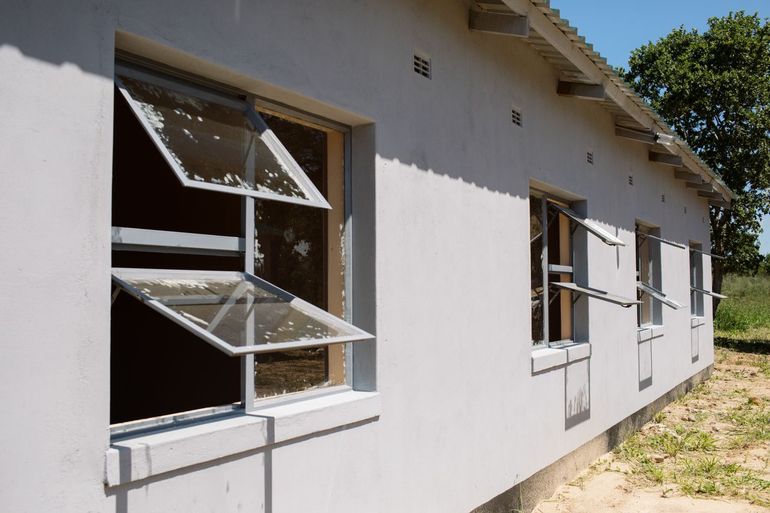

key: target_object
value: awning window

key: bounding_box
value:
[112,268,373,356]
[550,204,625,246]
[637,281,685,309]
[551,282,640,308]
[115,64,330,209]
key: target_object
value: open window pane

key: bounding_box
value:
[115,65,330,209]
[638,232,686,250]
[637,282,685,309]
[691,286,728,299]
[552,282,640,308]
[550,204,625,246]
[112,268,372,355]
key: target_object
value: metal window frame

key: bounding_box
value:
[637,281,685,310]
[530,193,577,347]
[636,231,686,250]
[114,62,331,210]
[549,203,625,246]
[689,245,705,316]
[112,226,244,256]
[635,226,654,325]
[111,268,374,356]
[110,70,361,432]
[690,286,728,300]
[689,247,726,260]
[551,282,640,308]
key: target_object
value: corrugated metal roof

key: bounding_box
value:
[477,0,733,203]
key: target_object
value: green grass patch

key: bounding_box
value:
[715,274,770,336]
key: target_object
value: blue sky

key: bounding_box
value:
[551,0,770,254]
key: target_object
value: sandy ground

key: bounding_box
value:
[534,347,770,513]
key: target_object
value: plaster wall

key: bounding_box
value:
[0,1,715,512]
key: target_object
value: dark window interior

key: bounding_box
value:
[112,89,241,237]
[111,93,335,423]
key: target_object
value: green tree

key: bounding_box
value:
[622,12,770,313]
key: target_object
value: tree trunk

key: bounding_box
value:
[712,260,724,317]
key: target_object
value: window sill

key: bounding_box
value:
[531,342,591,374]
[691,316,706,328]
[637,325,664,342]
[104,389,380,487]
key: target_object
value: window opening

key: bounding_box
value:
[110,63,371,430]
[530,190,636,347]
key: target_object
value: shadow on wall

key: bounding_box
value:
[106,415,378,513]
[638,339,653,391]
[565,359,590,430]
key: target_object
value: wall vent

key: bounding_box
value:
[413,54,431,79]
[628,175,634,186]
[586,151,594,165]
[511,108,522,127]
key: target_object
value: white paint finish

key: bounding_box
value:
[0,1,718,512]
[692,326,701,361]
[637,325,665,342]
[692,316,707,328]
[532,347,569,373]
[105,391,380,486]
[565,343,592,362]
[565,359,591,428]
[0,3,114,512]
[638,339,653,385]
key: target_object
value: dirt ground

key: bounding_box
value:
[534,347,770,513]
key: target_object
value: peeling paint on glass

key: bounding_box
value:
[117,75,310,200]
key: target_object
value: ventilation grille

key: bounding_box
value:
[413,54,431,79]
[586,151,594,165]
[511,108,522,127]
[628,175,634,186]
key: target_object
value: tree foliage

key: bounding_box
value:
[622,12,770,309]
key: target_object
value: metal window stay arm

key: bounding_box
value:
[690,286,728,299]
[689,247,726,260]
[635,231,687,250]
[551,281,640,308]
[636,281,686,309]
[549,204,625,246]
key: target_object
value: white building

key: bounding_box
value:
[0,1,732,512]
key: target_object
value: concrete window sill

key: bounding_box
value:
[691,316,706,328]
[531,342,591,374]
[104,389,380,487]
[637,325,665,342]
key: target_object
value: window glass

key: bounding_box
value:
[115,272,355,348]
[255,113,327,307]
[256,349,328,398]
[116,71,327,207]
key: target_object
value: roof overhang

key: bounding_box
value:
[472,0,734,205]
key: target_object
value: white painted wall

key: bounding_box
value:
[0,1,714,512]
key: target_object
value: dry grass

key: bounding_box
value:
[612,348,770,507]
